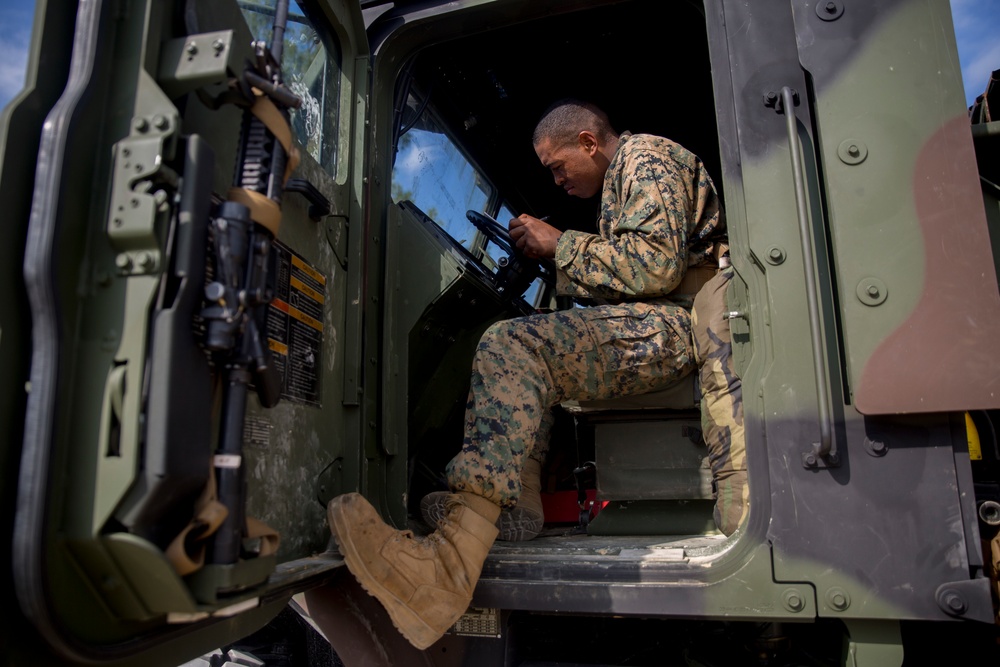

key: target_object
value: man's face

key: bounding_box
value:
[534,134,604,199]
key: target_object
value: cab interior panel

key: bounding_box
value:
[386,0,726,544]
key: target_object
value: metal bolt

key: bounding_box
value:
[115,254,132,270]
[133,117,149,133]
[768,248,783,261]
[866,284,880,297]
[804,453,818,467]
[827,587,851,611]
[783,589,805,612]
[153,115,169,131]
[723,311,746,321]
[825,1,837,13]
[185,41,198,56]
[942,590,967,614]
[212,38,225,53]
[764,91,778,107]
[870,439,886,454]
[137,251,155,271]
[848,144,860,157]
[204,282,225,301]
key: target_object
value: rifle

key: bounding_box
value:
[200,0,300,567]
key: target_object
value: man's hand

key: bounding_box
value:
[509,214,562,259]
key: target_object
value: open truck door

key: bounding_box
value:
[2,1,370,664]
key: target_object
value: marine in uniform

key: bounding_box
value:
[327,100,743,649]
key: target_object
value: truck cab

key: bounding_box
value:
[2,0,998,665]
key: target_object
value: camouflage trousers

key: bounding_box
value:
[446,302,695,508]
[691,267,747,535]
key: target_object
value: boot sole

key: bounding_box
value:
[328,496,443,650]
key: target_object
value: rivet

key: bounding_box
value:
[212,38,225,53]
[133,117,149,133]
[137,251,155,271]
[766,246,786,265]
[185,41,198,56]
[153,115,169,130]
[115,254,132,270]
[838,138,867,165]
[979,501,1000,526]
[857,277,887,306]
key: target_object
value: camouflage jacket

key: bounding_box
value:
[554,132,725,308]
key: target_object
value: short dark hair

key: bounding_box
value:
[532,99,617,147]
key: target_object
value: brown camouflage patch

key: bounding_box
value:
[692,267,747,535]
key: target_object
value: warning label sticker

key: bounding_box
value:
[451,607,501,638]
[267,241,325,406]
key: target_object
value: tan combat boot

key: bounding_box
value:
[420,457,545,541]
[327,491,500,649]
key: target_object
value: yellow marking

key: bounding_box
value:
[268,339,288,356]
[288,305,323,332]
[966,412,982,461]
[291,275,325,304]
[291,254,326,285]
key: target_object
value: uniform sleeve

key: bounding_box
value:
[554,148,693,300]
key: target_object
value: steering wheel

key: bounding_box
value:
[465,210,516,257]
[465,210,552,299]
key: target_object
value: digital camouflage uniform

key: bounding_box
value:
[447,133,726,509]
[692,267,747,535]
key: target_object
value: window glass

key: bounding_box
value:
[392,96,492,249]
[487,203,544,308]
[239,1,342,175]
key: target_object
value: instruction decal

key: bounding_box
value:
[267,240,325,406]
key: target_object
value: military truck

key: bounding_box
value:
[2,0,998,664]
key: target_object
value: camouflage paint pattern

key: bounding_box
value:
[692,267,746,535]
[446,302,694,507]
[446,132,725,507]
[555,132,725,309]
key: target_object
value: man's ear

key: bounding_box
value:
[577,130,599,156]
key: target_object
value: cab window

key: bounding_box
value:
[391,95,492,248]
[239,1,342,176]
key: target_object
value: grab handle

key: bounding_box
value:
[779,86,836,468]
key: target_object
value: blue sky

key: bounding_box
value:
[0,1,997,112]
